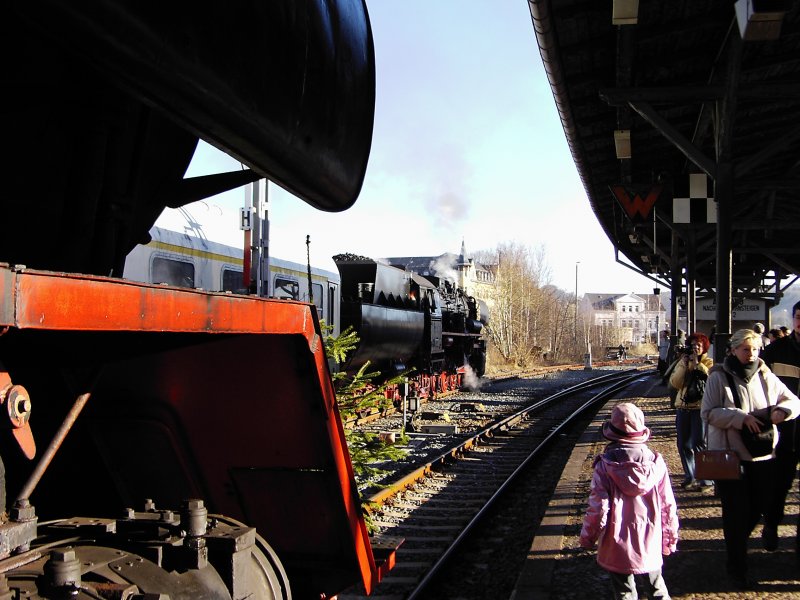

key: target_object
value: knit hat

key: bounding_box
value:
[602,402,651,444]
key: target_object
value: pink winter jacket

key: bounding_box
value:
[579,444,679,574]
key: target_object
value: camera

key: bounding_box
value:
[676,346,694,356]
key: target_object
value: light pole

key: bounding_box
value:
[575,261,580,346]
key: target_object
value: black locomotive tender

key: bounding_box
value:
[335,255,488,396]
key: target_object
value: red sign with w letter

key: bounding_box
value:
[610,184,663,223]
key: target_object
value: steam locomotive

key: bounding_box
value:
[0,2,396,599]
[335,255,488,398]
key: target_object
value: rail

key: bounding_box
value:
[363,369,644,508]
[340,368,651,599]
[405,371,645,600]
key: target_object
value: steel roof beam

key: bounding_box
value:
[765,253,800,278]
[628,101,716,177]
[601,86,725,105]
[733,221,800,230]
[735,124,800,177]
[601,82,800,106]
[738,179,800,190]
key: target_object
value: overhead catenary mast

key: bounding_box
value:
[241,179,270,296]
[306,235,314,306]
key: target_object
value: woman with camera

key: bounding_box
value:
[701,328,800,589]
[669,332,714,490]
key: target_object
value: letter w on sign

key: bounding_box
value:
[610,184,662,224]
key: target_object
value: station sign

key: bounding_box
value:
[695,298,765,321]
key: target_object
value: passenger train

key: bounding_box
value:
[123,219,341,335]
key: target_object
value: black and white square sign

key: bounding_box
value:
[673,173,716,224]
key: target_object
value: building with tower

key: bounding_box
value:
[383,240,496,304]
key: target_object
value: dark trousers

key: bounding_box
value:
[717,459,777,573]
[608,570,671,599]
[764,447,800,543]
[675,409,707,484]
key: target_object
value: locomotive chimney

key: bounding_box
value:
[358,283,374,303]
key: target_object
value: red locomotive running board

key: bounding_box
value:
[0,264,396,597]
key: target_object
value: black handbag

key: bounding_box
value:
[741,423,775,458]
[725,372,775,458]
[683,370,707,404]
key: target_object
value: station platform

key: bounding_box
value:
[510,373,800,599]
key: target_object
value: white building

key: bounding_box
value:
[583,292,667,346]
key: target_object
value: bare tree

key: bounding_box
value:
[481,242,582,368]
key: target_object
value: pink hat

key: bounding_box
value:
[602,402,651,444]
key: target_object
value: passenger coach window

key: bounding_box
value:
[328,285,336,326]
[222,268,244,293]
[305,282,324,320]
[311,283,324,309]
[274,276,299,300]
[152,257,194,288]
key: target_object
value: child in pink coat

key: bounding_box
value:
[580,402,679,599]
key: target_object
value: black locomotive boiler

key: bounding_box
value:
[334,256,488,398]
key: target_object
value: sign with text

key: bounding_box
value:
[696,298,766,321]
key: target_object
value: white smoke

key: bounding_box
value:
[426,190,469,229]
[430,255,459,285]
[461,363,485,392]
[421,148,471,229]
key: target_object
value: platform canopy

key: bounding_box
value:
[529,0,800,309]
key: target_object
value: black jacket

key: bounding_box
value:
[762,333,800,452]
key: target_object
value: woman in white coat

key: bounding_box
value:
[701,328,800,590]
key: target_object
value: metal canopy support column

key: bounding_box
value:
[670,230,681,340]
[686,231,696,334]
[715,162,734,361]
[712,32,741,361]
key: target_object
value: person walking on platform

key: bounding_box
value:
[701,328,800,589]
[669,332,713,490]
[768,328,784,343]
[658,330,670,378]
[762,301,800,552]
[579,403,678,599]
[754,322,769,349]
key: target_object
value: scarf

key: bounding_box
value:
[725,354,759,382]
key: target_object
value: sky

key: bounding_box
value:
[177,1,658,297]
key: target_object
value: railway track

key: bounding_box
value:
[344,358,648,428]
[339,369,651,600]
